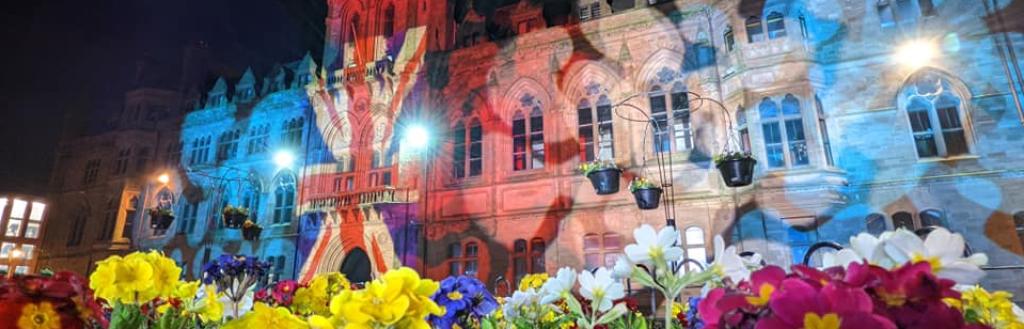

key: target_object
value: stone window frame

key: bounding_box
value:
[576,92,615,163]
[900,73,974,160]
[272,171,297,225]
[511,102,545,172]
[583,232,623,270]
[448,241,480,278]
[450,118,484,179]
[646,75,694,154]
[758,94,810,170]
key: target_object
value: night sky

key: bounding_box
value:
[0,0,326,195]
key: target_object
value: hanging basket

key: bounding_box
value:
[223,212,248,229]
[716,158,757,187]
[632,187,662,210]
[586,168,622,195]
[242,224,263,241]
[150,213,175,230]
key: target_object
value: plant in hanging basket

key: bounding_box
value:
[222,205,250,229]
[242,219,263,241]
[713,151,757,187]
[579,160,622,195]
[147,207,175,230]
[629,177,663,210]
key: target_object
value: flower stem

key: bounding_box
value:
[664,297,673,329]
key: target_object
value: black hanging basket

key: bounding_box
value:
[717,158,757,187]
[586,168,622,195]
[632,187,663,210]
[150,214,175,230]
[242,225,263,241]
[223,212,248,229]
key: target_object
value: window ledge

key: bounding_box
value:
[917,155,980,163]
[505,169,549,182]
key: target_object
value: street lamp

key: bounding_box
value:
[274,150,296,169]
[157,173,171,185]
[402,124,432,151]
[895,39,939,69]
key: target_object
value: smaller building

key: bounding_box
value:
[0,194,48,276]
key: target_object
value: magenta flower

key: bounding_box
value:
[758,278,896,329]
[272,280,298,306]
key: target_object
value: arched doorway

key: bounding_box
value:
[339,248,372,283]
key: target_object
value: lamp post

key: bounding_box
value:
[401,123,432,274]
[8,247,23,278]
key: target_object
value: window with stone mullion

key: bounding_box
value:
[577,95,615,162]
[513,112,528,171]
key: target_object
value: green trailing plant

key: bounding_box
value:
[628,177,659,193]
[579,160,620,177]
[712,151,754,166]
[148,207,174,218]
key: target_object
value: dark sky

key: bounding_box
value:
[0,0,325,195]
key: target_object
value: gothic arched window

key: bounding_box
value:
[902,73,971,158]
[893,212,915,230]
[648,77,693,153]
[746,16,763,42]
[766,12,786,39]
[578,93,614,162]
[451,119,484,179]
[273,173,296,224]
[512,103,545,171]
[760,94,808,168]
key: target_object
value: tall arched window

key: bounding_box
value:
[216,130,240,162]
[745,16,763,42]
[178,200,198,235]
[578,94,614,162]
[99,199,116,240]
[583,233,622,270]
[123,196,138,240]
[383,4,395,38]
[866,213,887,235]
[766,12,786,39]
[648,79,693,153]
[682,227,706,272]
[512,105,545,171]
[448,241,479,277]
[892,212,915,230]
[760,95,808,168]
[273,174,296,224]
[723,27,736,52]
[282,118,305,148]
[903,72,971,158]
[815,96,834,166]
[919,209,946,228]
[451,119,483,178]
[511,238,546,283]
[737,106,751,153]
[242,178,262,221]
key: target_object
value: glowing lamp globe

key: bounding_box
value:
[405,124,431,150]
[274,150,296,168]
[894,40,938,69]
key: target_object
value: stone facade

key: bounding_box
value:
[42,0,1024,301]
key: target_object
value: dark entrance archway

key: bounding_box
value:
[339,248,372,283]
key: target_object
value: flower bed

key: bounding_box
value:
[3,226,1022,329]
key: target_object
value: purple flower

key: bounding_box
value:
[428,276,498,329]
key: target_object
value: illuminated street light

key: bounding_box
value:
[274,150,296,168]
[157,173,170,184]
[10,249,23,259]
[403,124,431,150]
[895,39,938,69]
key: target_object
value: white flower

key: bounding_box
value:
[540,267,577,304]
[578,267,625,312]
[612,255,634,280]
[883,228,988,284]
[624,224,683,266]
[822,233,891,268]
[710,235,751,283]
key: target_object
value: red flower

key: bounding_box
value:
[759,278,896,329]
[272,280,299,306]
[848,262,968,328]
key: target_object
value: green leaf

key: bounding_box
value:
[481,317,496,329]
[595,304,629,325]
[565,296,585,318]
[632,314,648,329]
[109,303,146,329]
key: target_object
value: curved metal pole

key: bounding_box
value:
[802,241,843,266]
[610,100,676,228]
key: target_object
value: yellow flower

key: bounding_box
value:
[224,303,307,329]
[327,267,441,329]
[518,273,549,292]
[956,286,1024,329]
[293,276,332,316]
[89,253,155,303]
[141,251,183,300]
[18,302,61,329]
[195,285,224,323]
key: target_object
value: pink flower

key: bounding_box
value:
[758,278,896,329]
[272,280,299,306]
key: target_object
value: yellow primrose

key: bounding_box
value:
[956,286,1024,329]
[196,285,224,323]
[18,302,61,329]
[224,303,307,329]
[518,273,549,292]
[293,276,331,316]
[141,251,183,300]
[89,253,155,303]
